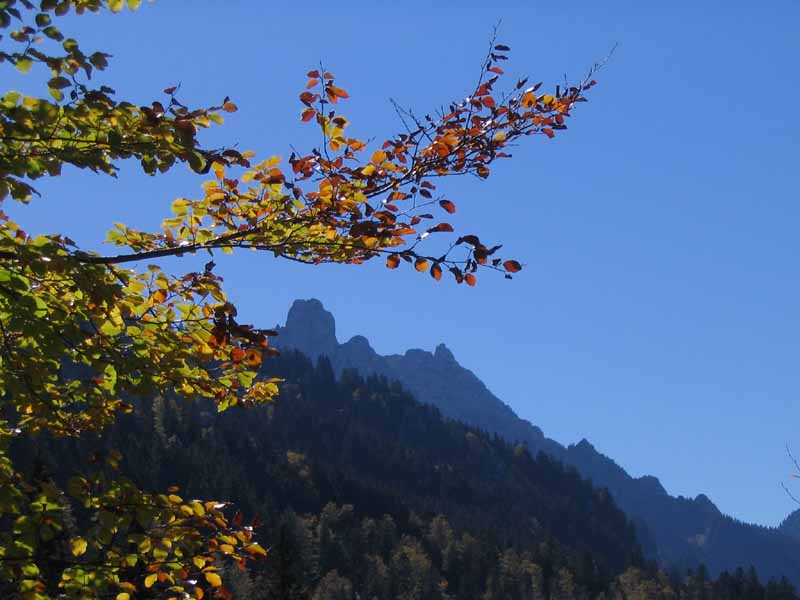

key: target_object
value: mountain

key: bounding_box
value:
[275,298,800,585]
[780,510,800,541]
[16,351,797,599]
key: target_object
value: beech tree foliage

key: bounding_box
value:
[0,1,595,598]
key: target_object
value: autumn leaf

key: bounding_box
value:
[70,537,88,557]
[503,260,522,273]
[439,200,456,214]
[386,255,400,269]
[465,273,477,286]
[431,263,443,281]
[414,258,430,273]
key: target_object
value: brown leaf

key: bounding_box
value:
[503,260,522,273]
[301,108,316,122]
[439,200,456,214]
[465,273,477,286]
[386,255,400,269]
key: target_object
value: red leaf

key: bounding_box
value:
[465,273,477,286]
[429,223,454,233]
[301,108,316,122]
[503,260,522,273]
[542,128,555,138]
[231,347,245,362]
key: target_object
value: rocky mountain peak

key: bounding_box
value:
[434,343,456,363]
[278,298,338,361]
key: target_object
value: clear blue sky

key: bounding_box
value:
[8,1,800,526]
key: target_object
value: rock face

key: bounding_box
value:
[274,298,800,585]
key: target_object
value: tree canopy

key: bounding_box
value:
[0,1,594,598]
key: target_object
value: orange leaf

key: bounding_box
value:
[306,78,319,89]
[386,255,400,269]
[222,102,238,113]
[245,349,262,367]
[439,200,456,214]
[503,260,522,273]
[481,96,496,109]
[542,128,555,138]
[521,92,537,109]
[371,150,387,164]
[231,348,245,363]
[301,108,316,122]
[414,258,429,273]
[465,273,477,286]
[430,263,442,281]
[329,85,349,99]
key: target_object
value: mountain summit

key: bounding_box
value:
[275,299,800,584]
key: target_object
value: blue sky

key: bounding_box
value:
[8,0,800,526]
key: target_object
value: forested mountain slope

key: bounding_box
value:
[275,299,800,585]
[14,351,797,599]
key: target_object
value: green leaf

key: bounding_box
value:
[2,91,21,108]
[48,86,64,102]
[48,76,71,90]
[15,57,33,73]
[43,26,64,41]
[187,151,206,173]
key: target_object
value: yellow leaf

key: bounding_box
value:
[116,593,131,600]
[244,543,267,557]
[193,556,207,569]
[205,572,222,587]
[70,536,88,557]
[144,573,158,588]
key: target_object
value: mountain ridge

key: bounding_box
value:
[274,298,800,585]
